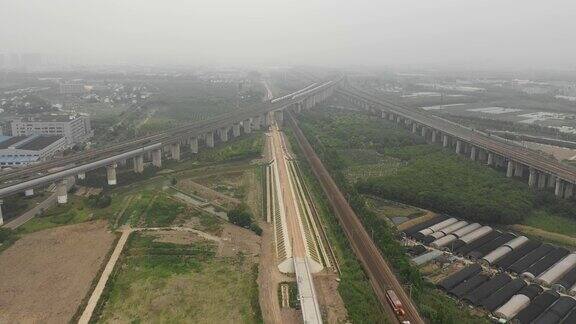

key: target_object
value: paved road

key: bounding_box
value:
[287,111,424,324]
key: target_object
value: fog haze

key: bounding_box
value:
[1,0,575,68]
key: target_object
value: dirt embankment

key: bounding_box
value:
[0,220,115,324]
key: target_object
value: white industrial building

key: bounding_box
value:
[0,134,67,167]
[10,115,93,146]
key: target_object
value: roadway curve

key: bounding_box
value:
[339,87,576,184]
[287,111,424,324]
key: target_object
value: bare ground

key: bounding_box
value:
[314,273,349,323]
[0,220,115,324]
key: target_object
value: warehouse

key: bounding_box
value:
[536,253,576,286]
[508,244,554,274]
[522,247,569,280]
[479,278,526,312]
[438,264,482,291]
[467,232,515,260]
[553,267,576,293]
[0,134,67,167]
[494,284,543,320]
[449,273,490,298]
[462,273,512,306]
[481,236,529,266]
[493,240,541,271]
[454,230,500,256]
[513,291,560,323]
[532,296,576,324]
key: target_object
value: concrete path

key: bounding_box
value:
[78,228,133,324]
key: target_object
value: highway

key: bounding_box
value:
[0,80,337,197]
[287,110,424,324]
[340,86,576,184]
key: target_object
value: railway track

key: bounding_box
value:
[286,110,424,324]
[340,87,576,183]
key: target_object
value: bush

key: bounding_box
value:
[86,193,112,209]
[228,205,261,236]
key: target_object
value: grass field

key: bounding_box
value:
[96,231,262,323]
[365,196,426,220]
[523,211,576,238]
[17,196,93,234]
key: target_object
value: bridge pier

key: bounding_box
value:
[506,160,514,178]
[152,149,162,168]
[431,130,437,143]
[206,131,215,148]
[219,127,229,142]
[389,113,395,121]
[487,152,494,166]
[456,140,463,154]
[514,163,523,177]
[190,137,198,154]
[555,178,564,197]
[0,200,3,226]
[548,175,557,188]
[528,168,537,188]
[233,123,241,137]
[170,143,181,161]
[243,118,252,133]
[381,111,387,119]
[420,126,427,138]
[442,134,449,148]
[24,188,34,197]
[57,179,68,204]
[538,172,547,189]
[412,123,417,133]
[470,146,477,161]
[133,155,144,173]
[77,172,86,180]
[107,163,117,185]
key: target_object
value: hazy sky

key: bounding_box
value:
[1,0,575,68]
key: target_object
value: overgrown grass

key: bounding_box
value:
[523,211,576,238]
[197,133,263,163]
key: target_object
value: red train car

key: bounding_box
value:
[386,289,406,317]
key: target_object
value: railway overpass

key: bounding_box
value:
[0,80,339,224]
[338,86,576,199]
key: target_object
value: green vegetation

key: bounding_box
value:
[95,232,262,323]
[293,106,490,323]
[523,211,576,238]
[17,197,94,234]
[228,204,262,235]
[0,228,19,252]
[197,133,263,163]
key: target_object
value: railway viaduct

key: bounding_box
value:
[0,80,338,224]
[338,85,576,199]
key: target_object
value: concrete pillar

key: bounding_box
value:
[57,180,68,204]
[565,183,574,198]
[396,115,401,124]
[253,116,261,130]
[389,113,395,121]
[548,175,557,188]
[219,127,229,142]
[528,168,537,188]
[431,130,437,143]
[555,178,564,197]
[421,126,427,138]
[470,146,477,161]
[133,155,144,173]
[381,111,387,119]
[487,153,494,166]
[190,137,198,154]
[243,119,252,133]
[206,131,215,148]
[538,172,547,189]
[106,163,117,185]
[456,140,462,154]
[506,160,514,178]
[77,172,86,180]
[442,135,449,147]
[170,143,181,161]
[25,188,34,197]
[514,163,523,177]
[0,200,3,226]
[232,123,241,137]
[152,149,162,168]
[412,123,417,133]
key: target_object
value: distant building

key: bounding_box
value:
[10,115,93,146]
[59,82,86,95]
[0,135,66,168]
